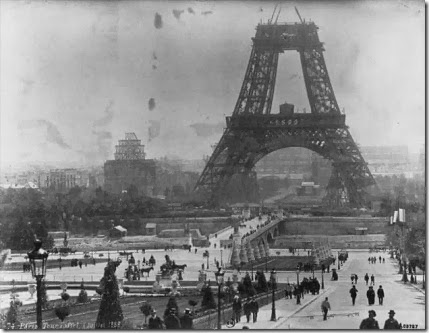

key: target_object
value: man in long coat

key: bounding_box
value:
[367,286,376,305]
[377,285,385,305]
[360,310,379,329]
[350,285,358,306]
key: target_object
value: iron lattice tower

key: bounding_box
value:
[114,133,146,160]
[194,20,375,207]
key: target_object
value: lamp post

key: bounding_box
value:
[270,269,277,321]
[220,249,223,268]
[321,268,325,289]
[207,251,210,270]
[337,252,340,270]
[265,254,268,273]
[215,268,225,330]
[27,239,49,330]
[296,265,300,285]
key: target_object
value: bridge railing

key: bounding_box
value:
[243,217,282,243]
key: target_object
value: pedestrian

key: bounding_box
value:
[180,308,193,329]
[164,309,181,329]
[349,285,358,306]
[78,260,83,269]
[351,274,355,284]
[377,285,384,305]
[368,257,371,264]
[364,273,369,285]
[250,297,259,323]
[294,286,301,305]
[383,310,401,329]
[367,286,376,305]
[233,295,242,323]
[354,274,358,284]
[382,258,385,263]
[195,248,198,254]
[379,256,382,263]
[148,310,164,329]
[321,297,331,321]
[359,310,379,329]
[243,299,251,323]
[370,274,375,286]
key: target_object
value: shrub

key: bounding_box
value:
[77,289,88,304]
[55,306,70,322]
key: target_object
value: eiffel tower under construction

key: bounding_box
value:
[195,8,375,208]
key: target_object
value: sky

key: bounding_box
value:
[0,0,425,169]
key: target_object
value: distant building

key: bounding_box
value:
[109,225,127,238]
[44,168,77,191]
[104,133,156,196]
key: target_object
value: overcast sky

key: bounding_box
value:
[0,0,425,168]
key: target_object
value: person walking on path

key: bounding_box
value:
[359,310,380,329]
[350,285,358,306]
[351,274,355,284]
[370,274,375,286]
[180,309,193,329]
[377,285,385,305]
[233,295,242,324]
[379,256,382,263]
[384,310,401,329]
[367,286,376,305]
[321,297,331,321]
[164,309,181,329]
[250,297,259,323]
[354,274,359,284]
[148,310,164,329]
[364,273,369,285]
[243,299,251,323]
[382,258,385,263]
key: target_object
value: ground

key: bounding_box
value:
[222,251,426,330]
[0,214,425,329]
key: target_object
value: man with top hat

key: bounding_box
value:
[148,309,164,329]
[367,286,376,305]
[250,296,259,323]
[349,285,358,306]
[359,310,380,329]
[377,285,385,305]
[384,310,401,329]
[180,308,193,329]
[164,309,181,329]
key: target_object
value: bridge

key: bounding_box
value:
[228,216,283,268]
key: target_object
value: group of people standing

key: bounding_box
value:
[148,308,193,330]
[368,256,385,264]
[359,310,401,329]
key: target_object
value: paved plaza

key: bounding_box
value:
[223,251,426,330]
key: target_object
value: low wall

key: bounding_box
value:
[282,216,389,236]
[275,234,386,249]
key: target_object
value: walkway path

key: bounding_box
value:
[223,251,425,330]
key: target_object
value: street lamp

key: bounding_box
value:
[321,268,325,289]
[270,269,277,321]
[337,252,340,270]
[27,239,49,330]
[296,265,300,285]
[215,268,225,330]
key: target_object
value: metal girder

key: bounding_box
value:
[194,20,375,207]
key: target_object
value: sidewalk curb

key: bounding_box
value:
[271,287,332,329]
